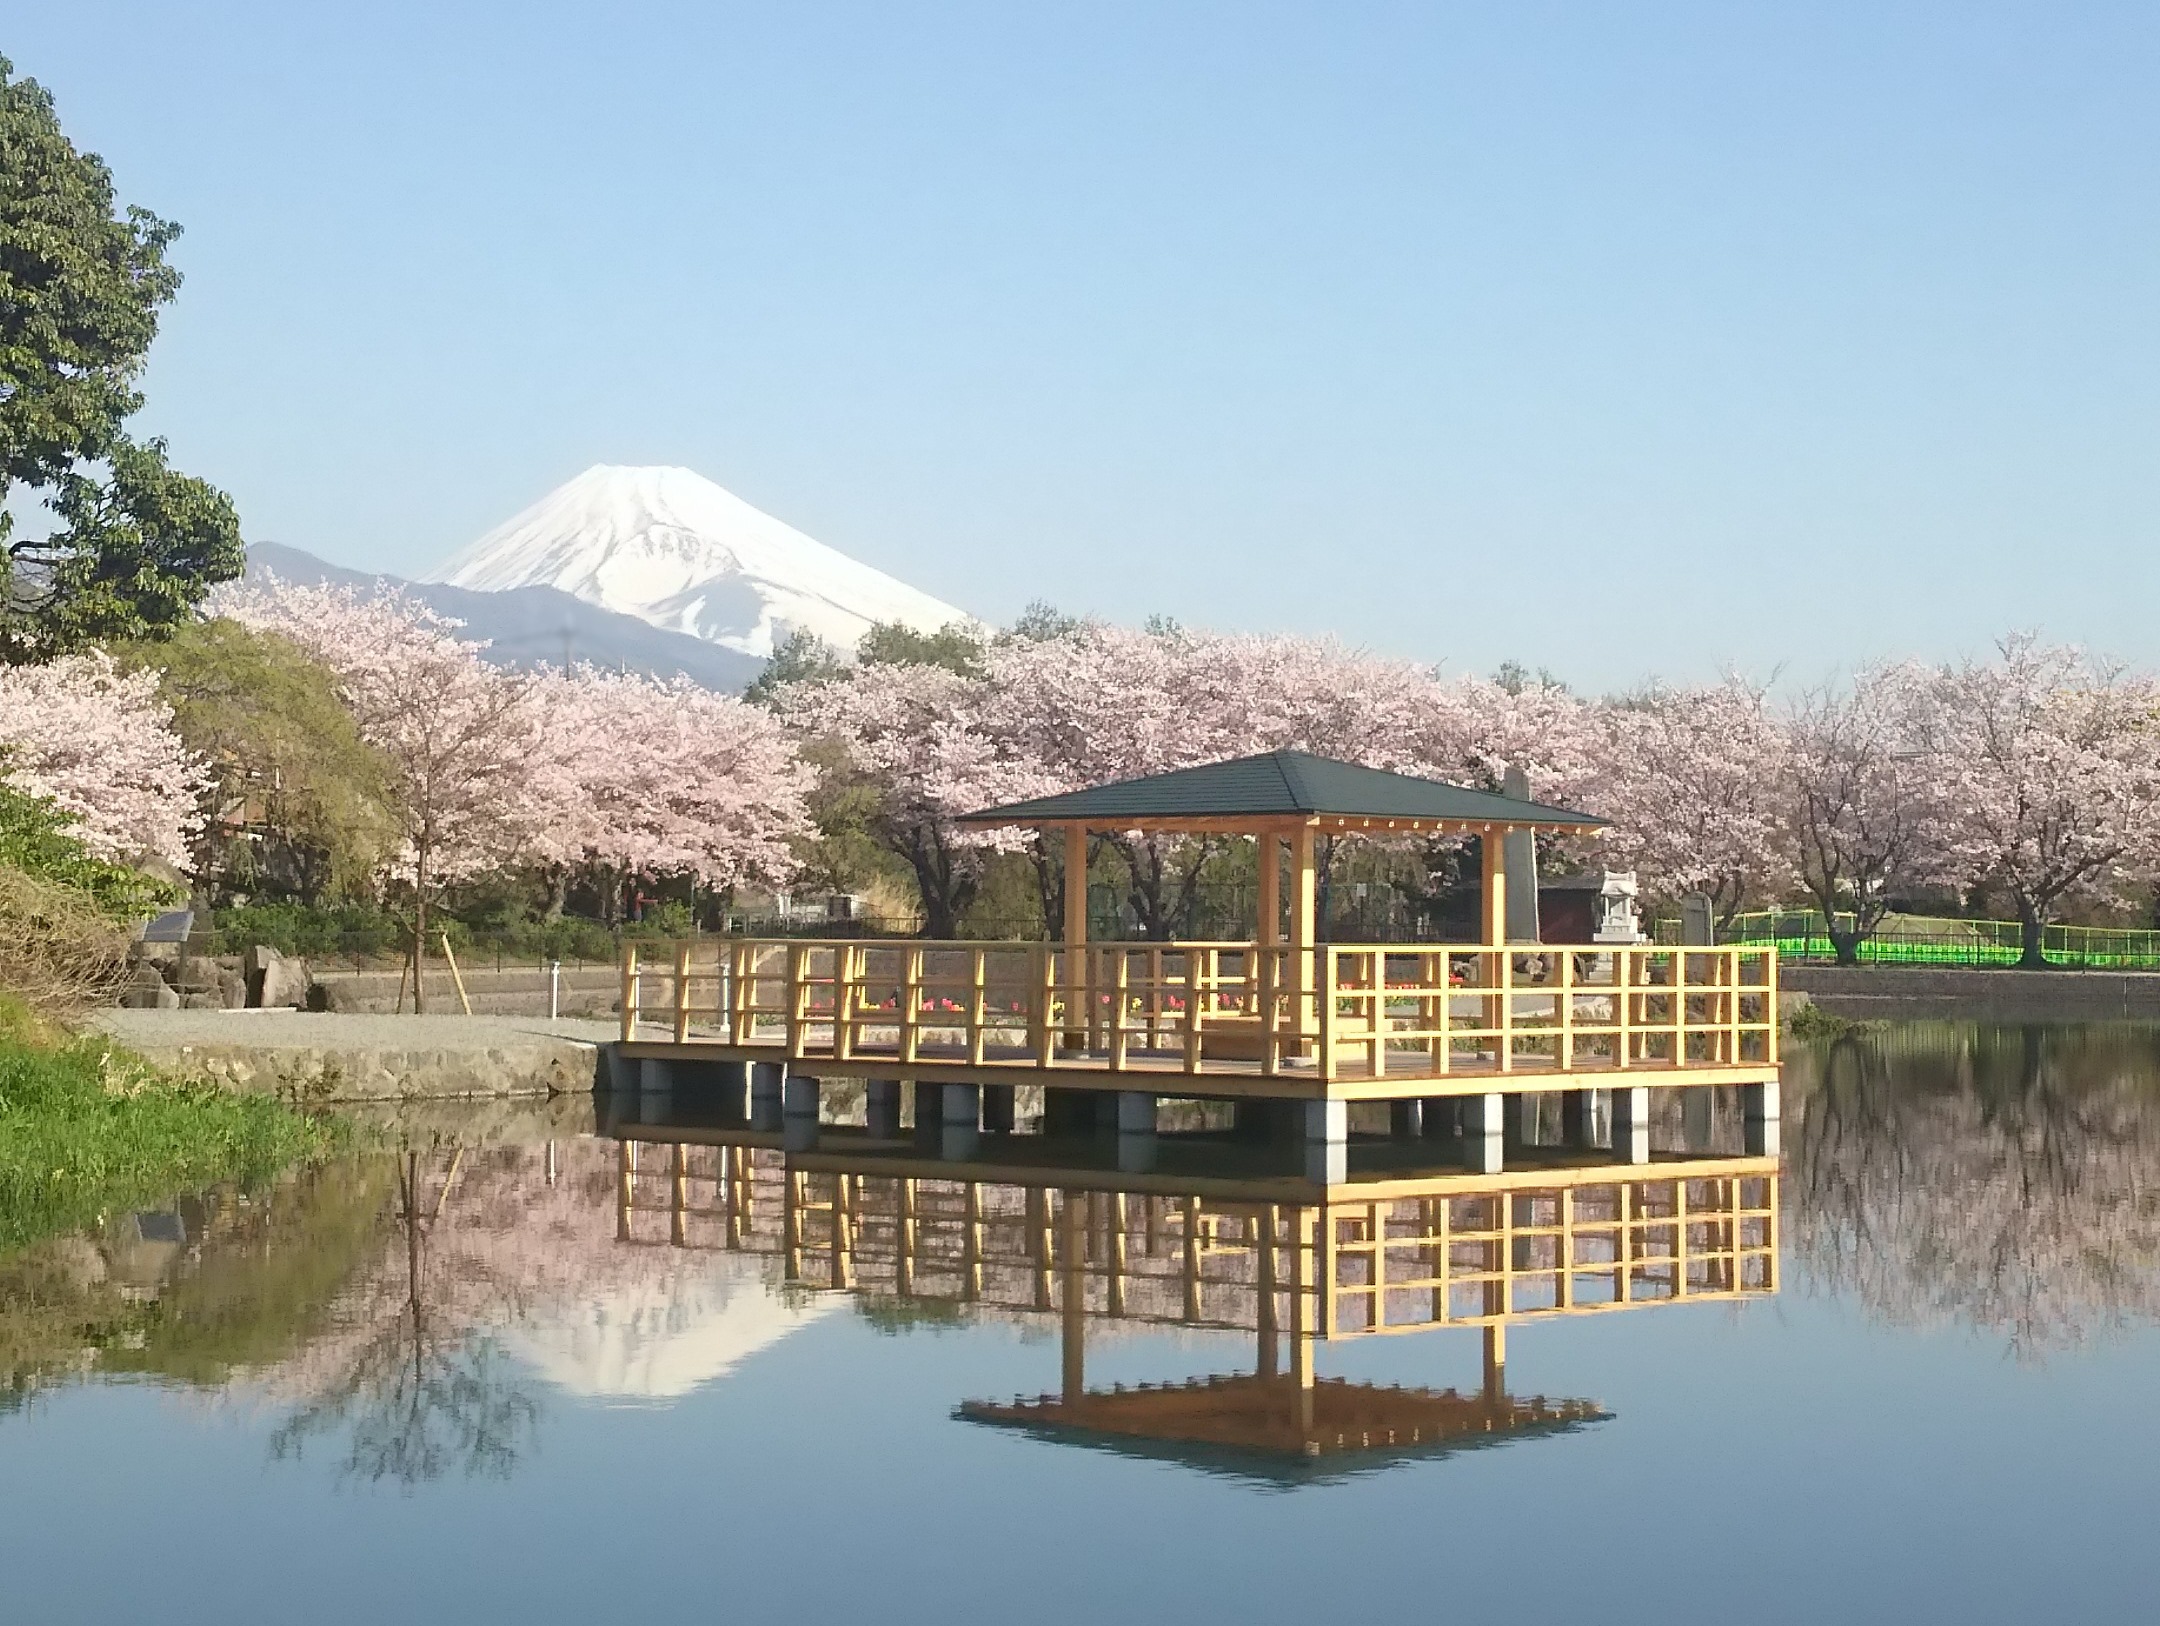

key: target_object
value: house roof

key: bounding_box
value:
[958,750,1606,834]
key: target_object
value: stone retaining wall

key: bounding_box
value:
[1785,965,2160,1022]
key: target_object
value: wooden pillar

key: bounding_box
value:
[1060,1189,1087,1404]
[1481,826,1508,947]
[1257,831,1282,947]
[1482,1323,1507,1403]
[1291,825,1318,1049]
[1062,823,1089,1050]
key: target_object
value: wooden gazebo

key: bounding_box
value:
[616,750,1781,1169]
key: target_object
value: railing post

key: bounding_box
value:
[902,946,922,1064]
[1258,946,1280,1075]
[1497,950,1514,1075]
[1672,949,1688,1067]
[673,942,693,1044]
[620,944,639,1042]
[1319,948,1337,1082]
[786,943,809,1058]
[1616,948,1632,1070]
[1183,948,1203,1074]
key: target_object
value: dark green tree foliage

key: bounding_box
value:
[742,627,844,707]
[855,618,985,676]
[0,783,172,920]
[0,56,242,662]
[115,618,395,902]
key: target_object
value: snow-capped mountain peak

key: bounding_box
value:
[424,464,969,659]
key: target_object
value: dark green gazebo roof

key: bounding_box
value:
[959,750,1605,833]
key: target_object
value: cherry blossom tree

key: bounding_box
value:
[786,660,1051,937]
[527,666,811,912]
[222,580,545,1007]
[1587,678,1791,930]
[0,649,205,872]
[1780,664,1951,964]
[1914,636,2160,967]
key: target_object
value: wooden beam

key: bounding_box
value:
[1480,828,1507,948]
[1063,825,1089,1050]
[1291,825,1318,1048]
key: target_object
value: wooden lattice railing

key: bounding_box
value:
[620,938,1778,1081]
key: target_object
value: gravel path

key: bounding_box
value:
[88,1010,621,1098]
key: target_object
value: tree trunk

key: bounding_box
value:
[2017,898,2049,969]
[411,842,430,1015]
[1827,921,1862,967]
[542,866,569,922]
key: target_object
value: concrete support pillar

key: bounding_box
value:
[1111,1092,1157,1172]
[865,1078,903,1139]
[982,1084,1016,1134]
[1682,1086,1713,1155]
[782,1073,821,1151]
[709,1059,751,1121]
[1504,1091,1539,1149]
[1302,1098,1348,1185]
[1461,1092,1505,1175]
[1742,1078,1781,1157]
[1389,1099,1424,1139]
[639,1056,672,1094]
[1612,1085,1651,1165]
[750,1061,784,1131]
[939,1082,981,1161]
[1559,1088,1593,1149]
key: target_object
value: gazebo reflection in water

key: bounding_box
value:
[600,1084,1778,1483]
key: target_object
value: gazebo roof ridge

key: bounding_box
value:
[958,748,1606,832]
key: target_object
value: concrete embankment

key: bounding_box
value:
[1785,965,2160,1022]
[92,1010,617,1101]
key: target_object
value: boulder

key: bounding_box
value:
[120,965,181,1009]
[246,946,313,1009]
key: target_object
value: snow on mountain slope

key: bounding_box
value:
[424,465,970,659]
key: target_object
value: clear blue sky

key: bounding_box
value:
[13,2,2159,690]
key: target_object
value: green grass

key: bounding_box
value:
[0,998,339,1255]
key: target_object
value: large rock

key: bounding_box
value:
[120,965,181,1009]
[244,944,314,1009]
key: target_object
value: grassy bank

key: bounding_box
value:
[0,999,338,1254]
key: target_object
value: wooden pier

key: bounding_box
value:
[614,753,1780,1169]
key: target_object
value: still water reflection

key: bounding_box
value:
[3,1023,2159,1625]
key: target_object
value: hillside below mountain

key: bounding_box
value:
[243,542,765,691]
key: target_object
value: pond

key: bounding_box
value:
[3,1023,2157,1625]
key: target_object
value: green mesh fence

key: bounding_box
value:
[1658,909,2160,968]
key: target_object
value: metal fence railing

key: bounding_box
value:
[1664,909,2160,969]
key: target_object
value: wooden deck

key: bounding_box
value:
[619,937,1780,1099]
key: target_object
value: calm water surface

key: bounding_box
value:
[4,1023,2158,1625]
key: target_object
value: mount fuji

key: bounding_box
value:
[423,464,971,661]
